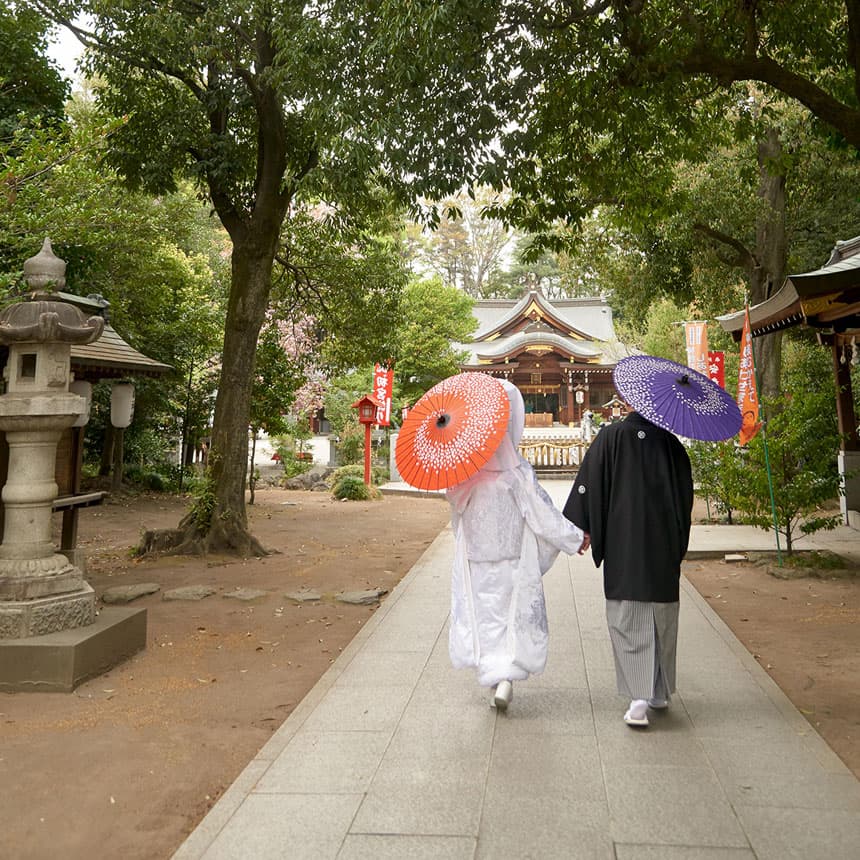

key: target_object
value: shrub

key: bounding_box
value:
[688,439,745,524]
[278,449,314,480]
[731,390,842,554]
[334,422,365,465]
[327,464,387,488]
[123,465,168,492]
[328,464,364,488]
[331,474,381,501]
[115,461,200,494]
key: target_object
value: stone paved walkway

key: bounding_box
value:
[173,482,860,860]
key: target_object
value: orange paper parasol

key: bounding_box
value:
[395,372,510,491]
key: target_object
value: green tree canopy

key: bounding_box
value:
[28,1,430,554]
[0,6,68,138]
[1,97,227,480]
[392,276,476,407]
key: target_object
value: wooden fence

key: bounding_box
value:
[518,437,588,470]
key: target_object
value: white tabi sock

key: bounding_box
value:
[628,699,648,721]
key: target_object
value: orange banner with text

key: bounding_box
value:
[737,308,761,445]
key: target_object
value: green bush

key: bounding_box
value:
[331,474,381,501]
[327,464,387,488]
[277,449,314,480]
[123,465,168,491]
[328,464,363,484]
[142,471,168,491]
[688,439,745,524]
[334,422,365,465]
[732,390,842,554]
[123,462,198,493]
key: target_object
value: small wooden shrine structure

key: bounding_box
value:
[717,235,860,525]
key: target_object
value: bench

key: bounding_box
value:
[52,491,107,552]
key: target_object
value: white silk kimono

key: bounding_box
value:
[446,382,584,688]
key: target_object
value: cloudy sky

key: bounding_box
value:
[47,23,84,81]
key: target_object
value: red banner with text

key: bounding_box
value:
[707,351,726,388]
[373,363,394,426]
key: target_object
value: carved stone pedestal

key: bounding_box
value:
[0,583,95,640]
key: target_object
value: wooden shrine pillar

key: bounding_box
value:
[833,343,860,451]
[833,342,860,526]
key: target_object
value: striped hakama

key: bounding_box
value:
[605,600,679,700]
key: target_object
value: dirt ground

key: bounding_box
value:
[2,488,859,860]
[1,488,451,860]
[684,556,860,778]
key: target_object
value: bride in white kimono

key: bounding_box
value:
[446,381,587,710]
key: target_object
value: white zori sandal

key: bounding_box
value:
[623,699,649,727]
[493,680,513,711]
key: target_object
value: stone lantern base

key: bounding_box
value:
[0,583,95,639]
[0,606,147,692]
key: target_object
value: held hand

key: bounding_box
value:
[577,532,591,555]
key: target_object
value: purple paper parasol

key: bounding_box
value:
[613,355,742,441]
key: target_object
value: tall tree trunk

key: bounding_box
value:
[112,427,124,492]
[142,235,280,557]
[194,239,275,554]
[750,127,788,400]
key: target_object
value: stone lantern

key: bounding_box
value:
[0,239,104,638]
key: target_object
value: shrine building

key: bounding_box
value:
[456,290,635,427]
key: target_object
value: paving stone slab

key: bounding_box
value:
[603,764,748,848]
[477,794,611,860]
[201,793,362,860]
[337,834,476,860]
[735,804,860,860]
[101,582,160,604]
[352,774,485,836]
[254,730,390,794]
[284,589,322,603]
[615,847,755,860]
[222,587,268,601]
[336,588,388,605]
[162,585,217,601]
[298,683,414,734]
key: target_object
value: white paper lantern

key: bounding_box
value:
[70,380,93,428]
[110,382,135,428]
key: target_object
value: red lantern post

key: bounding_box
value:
[351,394,383,485]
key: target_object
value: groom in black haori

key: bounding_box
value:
[563,409,693,727]
[563,355,740,728]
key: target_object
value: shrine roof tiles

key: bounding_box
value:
[71,324,173,378]
[470,291,616,342]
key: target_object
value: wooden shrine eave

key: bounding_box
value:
[716,235,860,465]
[71,324,172,379]
[475,332,602,363]
[557,361,614,375]
[41,291,174,380]
[717,238,860,341]
[460,362,519,373]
